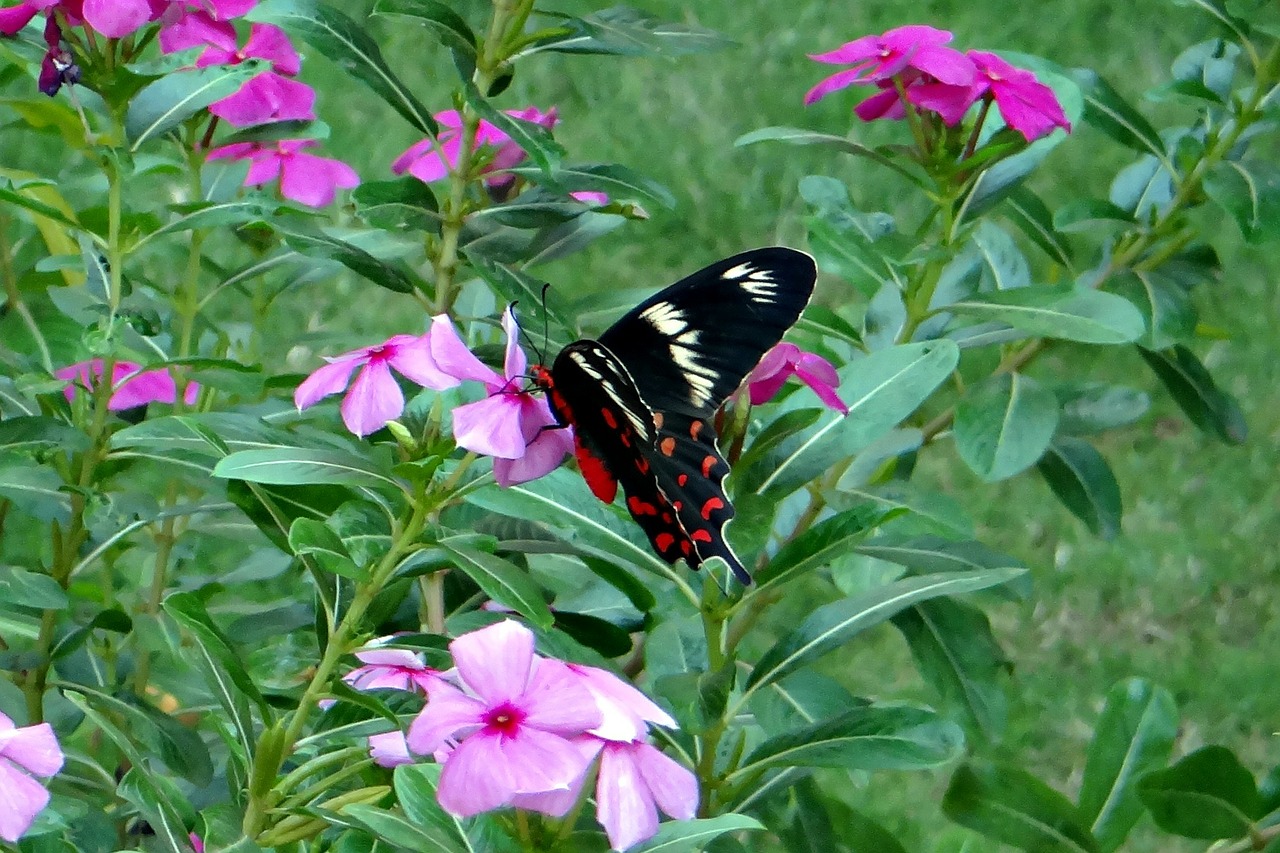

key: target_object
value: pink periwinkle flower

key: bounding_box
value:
[368,730,413,768]
[206,139,359,207]
[199,23,315,127]
[746,343,848,414]
[406,620,603,816]
[0,711,64,843]
[156,0,255,52]
[294,321,461,437]
[56,359,199,410]
[446,306,573,487]
[967,50,1071,142]
[392,106,558,188]
[343,640,440,694]
[805,25,974,105]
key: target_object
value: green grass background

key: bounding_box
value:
[301,1,1279,849]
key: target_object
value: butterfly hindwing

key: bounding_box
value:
[536,247,817,584]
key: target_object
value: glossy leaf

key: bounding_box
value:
[945,762,1099,852]
[0,567,69,610]
[248,0,437,135]
[1111,270,1197,349]
[1056,383,1151,435]
[749,671,864,736]
[1138,345,1247,443]
[1053,199,1136,232]
[894,598,1008,738]
[134,198,287,251]
[735,127,909,177]
[754,504,897,591]
[1203,159,1280,243]
[0,417,89,454]
[213,447,398,489]
[1037,437,1123,538]
[273,222,418,293]
[438,542,555,630]
[372,0,478,62]
[465,83,564,174]
[1071,69,1166,158]
[352,178,439,233]
[1079,679,1178,852]
[630,815,764,852]
[525,6,732,58]
[733,705,964,779]
[855,535,1027,586]
[392,764,470,853]
[954,373,1059,482]
[1137,745,1261,839]
[946,285,1146,344]
[288,518,364,580]
[506,163,676,208]
[0,454,70,521]
[1004,188,1073,268]
[745,568,1024,693]
[125,62,267,149]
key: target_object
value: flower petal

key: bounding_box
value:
[501,306,527,380]
[0,723,63,777]
[596,744,659,851]
[450,620,535,706]
[383,333,458,391]
[452,395,529,459]
[803,67,870,105]
[429,314,500,385]
[406,681,485,754]
[569,664,676,741]
[243,23,299,74]
[633,742,697,820]
[82,0,152,37]
[807,35,879,65]
[500,726,598,795]
[521,659,602,735]
[368,731,412,768]
[510,736,602,816]
[436,732,515,816]
[340,358,403,437]
[294,357,362,410]
[0,759,50,844]
[493,418,572,487]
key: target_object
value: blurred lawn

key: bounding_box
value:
[301,1,1279,849]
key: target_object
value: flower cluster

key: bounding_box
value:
[345,622,696,851]
[0,711,64,843]
[294,308,572,485]
[807,24,1070,142]
[56,359,199,410]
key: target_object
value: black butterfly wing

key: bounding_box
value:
[542,342,701,569]
[598,246,817,420]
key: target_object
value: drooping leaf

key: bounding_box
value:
[629,815,764,852]
[1071,69,1167,158]
[1137,745,1261,839]
[954,373,1059,482]
[754,504,897,591]
[272,221,418,293]
[352,178,440,233]
[1037,437,1123,539]
[437,542,554,630]
[946,285,1146,345]
[1137,345,1247,443]
[944,762,1099,852]
[213,447,399,489]
[524,6,733,58]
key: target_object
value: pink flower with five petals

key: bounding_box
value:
[343,639,440,694]
[56,359,199,410]
[405,620,603,817]
[392,106,558,188]
[967,51,1071,142]
[0,711,64,843]
[805,25,974,105]
[446,307,573,487]
[206,139,359,207]
[746,343,848,414]
[293,322,460,437]
[199,23,315,127]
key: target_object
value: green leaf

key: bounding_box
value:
[1079,679,1178,852]
[391,765,470,853]
[213,447,398,489]
[0,566,68,610]
[1005,187,1073,269]
[1071,69,1166,159]
[470,258,573,342]
[288,518,364,580]
[745,568,1024,694]
[125,62,267,149]
[1203,160,1280,243]
[505,163,676,209]
[134,198,287,251]
[342,804,459,852]
[0,177,84,234]
[947,284,1145,344]
[754,504,896,591]
[954,373,1059,482]
[735,127,910,178]
[749,671,863,735]
[944,761,1099,852]
[525,6,733,58]
[1037,437,1123,539]
[1137,745,1261,839]
[0,454,70,521]
[0,417,87,454]
[957,128,1069,220]
[438,542,554,630]
[733,705,964,779]
[1111,270,1197,349]
[1138,345,1247,443]
[855,536,1027,587]
[248,0,437,135]
[1053,199,1136,232]
[630,815,763,853]
[352,178,440,233]
[1055,383,1151,435]
[746,341,959,498]
[273,221,417,293]
[893,599,1008,739]
[372,0,478,62]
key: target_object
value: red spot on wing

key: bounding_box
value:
[672,501,683,512]
[659,437,676,456]
[619,430,632,449]
[653,412,664,429]
[655,532,675,553]
[689,420,704,439]
[574,436,617,503]
[700,497,725,520]
[627,495,658,517]
[691,529,713,543]
[635,455,650,474]
[701,455,717,477]
[601,408,618,429]
[677,474,688,486]
[680,540,692,556]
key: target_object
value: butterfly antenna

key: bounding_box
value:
[510,301,544,372]
[540,283,553,366]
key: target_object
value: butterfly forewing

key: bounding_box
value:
[536,247,818,584]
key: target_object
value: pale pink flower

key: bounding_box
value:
[805,25,974,105]
[746,343,848,414]
[206,139,358,207]
[0,711,64,843]
[446,307,573,487]
[405,621,602,816]
[368,731,413,768]
[967,51,1071,141]
[293,322,460,437]
[343,641,439,694]
[56,359,199,410]
[561,662,676,742]
[595,740,698,851]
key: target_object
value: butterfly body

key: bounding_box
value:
[532,247,817,584]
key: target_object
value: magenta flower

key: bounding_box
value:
[155,0,255,51]
[746,343,848,414]
[368,731,413,768]
[56,359,199,410]
[595,740,697,851]
[405,620,602,816]
[967,51,1071,141]
[392,106,558,187]
[343,640,439,694]
[0,711,64,843]
[0,0,156,38]
[805,25,974,105]
[0,1,49,37]
[294,323,460,437]
[206,139,358,207]
[445,307,573,487]
[199,23,314,127]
